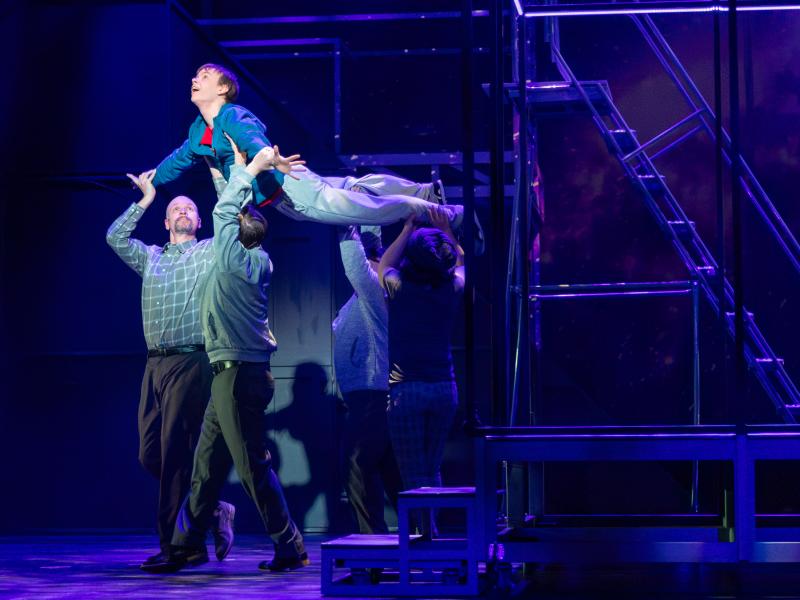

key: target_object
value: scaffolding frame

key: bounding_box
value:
[477,0,800,566]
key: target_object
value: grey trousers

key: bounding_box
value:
[325,173,433,200]
[276,169,462,227]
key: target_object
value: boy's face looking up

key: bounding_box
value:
[191,67,227,105]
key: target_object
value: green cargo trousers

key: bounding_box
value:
[173,361,305,558]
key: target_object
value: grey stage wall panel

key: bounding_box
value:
[267,214,335,370]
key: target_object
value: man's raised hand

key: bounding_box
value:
[270,145,306,180]
[126,170,157,209]
[427,205,452,234]
[248,145,277,175]
[223,132,248,166]
[203,156,224,180]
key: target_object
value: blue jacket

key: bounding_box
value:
[153,103,285,206]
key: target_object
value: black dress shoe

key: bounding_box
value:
[140,550,167,567]
[258,552,309,572]
[212,501,235,561]
[140,546,208,573]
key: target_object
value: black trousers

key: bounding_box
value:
[138,351,212,551]
[342,389,403,534]
[173,362,305,558]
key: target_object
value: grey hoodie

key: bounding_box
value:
[201,166,277,363]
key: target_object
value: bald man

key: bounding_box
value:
[107,171,234,569]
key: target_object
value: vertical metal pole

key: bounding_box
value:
[506,5,533,526]
[509,3,526,428]
[517,15,530,431]
[691,281,701,513]
[727,0,748,562]
[462,0,478,429]
[516,11,539,524]
[713,4,738,535]
[713,0,727,390]
[531,14,547,423]
[529,12,551,520]
[333,40,342,155]
[509,13,521,426]
[734,436,755,561]
[728,0,746,432]
[490,0,507,424]
[742,17,754,140]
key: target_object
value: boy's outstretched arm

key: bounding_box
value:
[152,139,199,187]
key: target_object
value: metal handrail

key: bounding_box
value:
[632,14,800,273]
[548,33,800,417]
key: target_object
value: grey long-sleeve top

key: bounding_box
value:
[332,227,389,393]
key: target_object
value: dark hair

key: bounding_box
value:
[360,230,384,261]
[197,63,239,102]
[400,228,457,286]
[239,205,267,249]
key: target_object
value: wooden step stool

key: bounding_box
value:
[320,486,480,596]
[320,533,421,596]
[397,486,480,596]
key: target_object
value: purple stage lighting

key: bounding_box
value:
[524,1,800,17]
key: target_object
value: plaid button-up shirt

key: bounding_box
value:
[107,204,215,350]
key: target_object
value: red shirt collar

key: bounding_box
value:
[200,126,213,146]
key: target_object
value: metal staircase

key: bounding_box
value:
[509,5,800,423]
[474,4,800,570]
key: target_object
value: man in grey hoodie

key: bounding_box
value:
[142,139,308,574]
[334,225,403,534]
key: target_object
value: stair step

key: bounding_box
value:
[668,220,696,240]
[755,357,786,369]
[322,533,422,549]
[696,265,717,278]
[636,173,667,194]
[609,129,638,153]
[484,81,613,115]
[725,310,754,321]
[399,486,476,498]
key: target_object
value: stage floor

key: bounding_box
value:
[2,533,800,599]
[0,533,339,600]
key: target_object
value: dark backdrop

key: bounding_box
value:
[1,1,799,533]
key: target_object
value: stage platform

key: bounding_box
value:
[2,533,800,599]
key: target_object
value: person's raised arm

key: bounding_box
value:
[212,135,257,277]
[378,215,416,295]
[204,156,228,199]
[268,145,306,179]
[105,170,157,276]
[241,144,305,180]
[152,138,199,187]
[213,136,302,278]
[428,206,465,292]
[338,227,382,303]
